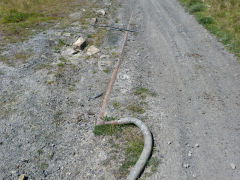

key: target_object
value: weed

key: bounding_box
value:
[34,64,52,71]
[102,116,116,121]
[2,10,35,23]
[111,51,119,58]
[120,136,144,173]
[40,162,49,170]
[197,16,214,24]
[94,124,122,136]
[115,18,120,23]
[37,149,43,156]
[59,56,69,63]
[113,102,121,109]
[103,68,111,73]
[53,111,64,126]
[57,62,64,67]
[189,3,205,13]
[127,104,145,114]
[134,87,156,97]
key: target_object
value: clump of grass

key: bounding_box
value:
[134,87,156,98]
[127,104,145,114]
[57,62,64,67]
[59,56,69,63]
[197,16,214,24]
[94,116,121,136]
[103,68,111,73]
[115,18,120,23]
[120,136,144,173]
[2,10,35,23]
[113,101,121,109]
[53,111,64,126]
[40,162,49,170]
[188,2,205,13]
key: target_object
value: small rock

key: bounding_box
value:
[167,141,172,145]
[55,32,61,36]
[69,12,81,19]
[11,170,17,174]
[188,151,192,157]
[183,164,190,168]
[230,163,236,169]
[73,37,87,50]
[195,144,200,148]
[61,47,78,57]
[96,9,106,16]
[87,111,95,116]
[87,45,100,56]
[63,32,71,37]
[19,174,27,180]
[90,18,98,24]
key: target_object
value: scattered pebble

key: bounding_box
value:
[167,141,172,145]
[19,174,27,180]
[183,163,190,168]
[195,144,200,148]
[188,151,192,157]
[87,45,100,56]
[230,163,236,170]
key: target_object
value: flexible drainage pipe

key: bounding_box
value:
[96,6,153,180]
[98,117,153,180]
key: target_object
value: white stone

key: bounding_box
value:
[90,18,98,24]
[195,144,200,148]
[63,32,71,37]
[188,151,192,157]
[97,9,106,16]
[55,32,61,36]
[73,37,87,50]
[61,47,77,57]
[230,163,236,169]
[87,45,100,56]
[98,55,112,71]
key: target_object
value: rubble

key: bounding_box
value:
[87,45,100,56]
[73,37,87,50]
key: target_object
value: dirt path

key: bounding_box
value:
[125,0,240,179]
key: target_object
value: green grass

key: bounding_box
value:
[0,0,75,42]
[120,136,144,172]
[127,104,145,114]
[179,0,240,59]
[134,87,157,98]
[113,101,121,109]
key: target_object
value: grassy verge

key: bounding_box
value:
[179,0,240,60]
[94,116,159,178]
[0,0,75,42]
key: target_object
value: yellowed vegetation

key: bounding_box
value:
[180,0,240,59]
[0,0,74,42]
